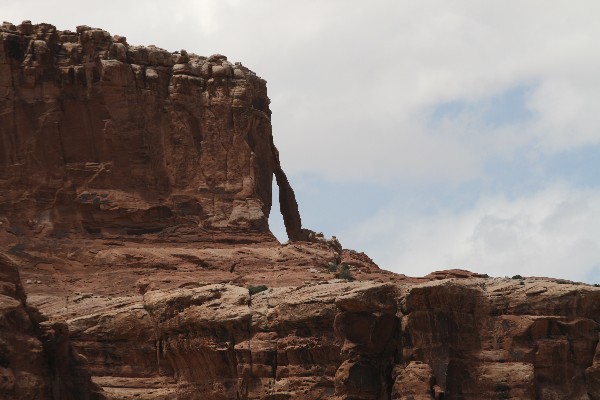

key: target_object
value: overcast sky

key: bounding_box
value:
[5,1,600,283]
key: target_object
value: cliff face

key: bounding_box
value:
[400,278,600,399]
[0,252,50,399]
[0,20,301,241]
[1,22,600,400]
[20,254,600,400]
[0,253,102,400]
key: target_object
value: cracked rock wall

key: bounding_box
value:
[0,21,302,240]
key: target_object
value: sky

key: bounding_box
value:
[4,1,600,283]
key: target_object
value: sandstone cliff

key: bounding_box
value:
[1,22,599,400]
[0,20,302,242]
[0,253,102,399]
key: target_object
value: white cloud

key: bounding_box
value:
[345,183,600,283]
[259,1,600,183]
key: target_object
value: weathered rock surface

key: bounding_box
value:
[0,20,301,242]
[1,21,599,400]
[0,253,102,399]
[400,278,600,399]
[17,253,600,400]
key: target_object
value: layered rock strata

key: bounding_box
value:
[0,20,301,241]
[20,252,600,400]
[0,253,102,399]
[1,21,599,400]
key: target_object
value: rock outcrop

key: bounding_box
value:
[17,247,600,400]
[1,21,599,400]
[400,278,600,399]
[0,253,102,399]
[0,20,302,242]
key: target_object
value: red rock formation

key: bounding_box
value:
[0,20,302,242]
[400,278,600,399]
[1,21,599,400]
[0,253,50,399]
[333,284,398,399]
[21,256,598,399]
[0,253,102,399]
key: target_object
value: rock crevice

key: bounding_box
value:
[0,253,103,399]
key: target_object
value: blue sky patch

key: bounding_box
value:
[269,174,395,241]
[430,83,537,128]
[545,144,600,187]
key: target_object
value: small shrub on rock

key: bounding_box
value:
[247,284,268,295]
[511,275,523,280]
[336,264,354,281]
[494,383,510,399]
[326,262,338,273]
